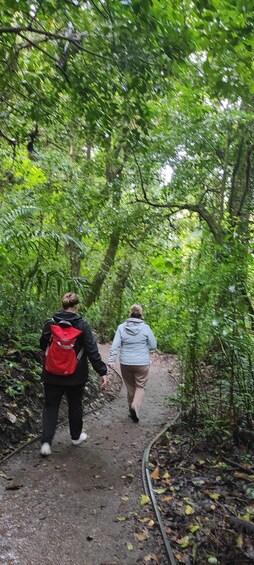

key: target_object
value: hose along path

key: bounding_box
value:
[142,418,178,565]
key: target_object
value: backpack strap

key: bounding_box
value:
[58,320,72,328]
[77,346,84,361]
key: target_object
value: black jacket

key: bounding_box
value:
[40,310,107,386]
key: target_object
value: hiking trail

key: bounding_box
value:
[0,344,179,565]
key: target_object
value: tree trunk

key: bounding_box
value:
[84,226,121,309]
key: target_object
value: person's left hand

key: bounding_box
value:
[99,375,107,390]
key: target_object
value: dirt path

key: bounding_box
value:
[0,345,179,565]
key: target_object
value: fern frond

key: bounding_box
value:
[1,206,39,228]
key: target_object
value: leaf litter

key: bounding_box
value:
[149,424,254,564]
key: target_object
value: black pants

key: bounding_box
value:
[42,383,84,445]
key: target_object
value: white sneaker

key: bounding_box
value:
[72,432,87,445]
[40,442,51,456]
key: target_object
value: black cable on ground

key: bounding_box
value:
[142,415,179,565]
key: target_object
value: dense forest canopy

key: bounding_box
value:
[1,0,254,434]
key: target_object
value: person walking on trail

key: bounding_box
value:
[108,304,156,423]
[39,292,107,456]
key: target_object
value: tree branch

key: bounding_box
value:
[136,195,222,243]
[133,153,150,202]
[18,33,71,83]
[133,154,222,241]
[228,139,244,216]
[18,33,59,64]
[0,25,109,60]
[168,204,222,242]
[0,129,16,146]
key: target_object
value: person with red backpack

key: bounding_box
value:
[39,292,107,456]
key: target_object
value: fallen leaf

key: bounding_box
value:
[121,496,129,501]
[237,533,243,549]
[116,516,128,521]
[138,517,150,523]
[204,490,221,500]
[126,541,133,551]
[177,535,190,548]
[213,461,228,469]
[185,505,195,515]
[153,487,167,494]
[234,472,254,481]
[148,519,155,527]
[189,524,200,533]
[7,411,17,424]
[150,466,160,479]
[241,510,251,521]
[0,471,10,479]
[192,480,205,486]
[162,495,173,501]
[134,531,149,541]
[140,494,150,505]
[246,503,254,515]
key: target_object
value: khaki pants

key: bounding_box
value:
[120,364,149,417]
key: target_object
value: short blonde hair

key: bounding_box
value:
[130,304,143,318]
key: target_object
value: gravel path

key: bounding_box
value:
[0,345,179,565]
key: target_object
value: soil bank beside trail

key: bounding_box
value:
[0,345,179,565]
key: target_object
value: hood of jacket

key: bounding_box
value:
[123,318,144,336]
[52,310,82,325]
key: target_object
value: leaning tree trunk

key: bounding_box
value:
[84,139,126,309]
[84,226,121,309]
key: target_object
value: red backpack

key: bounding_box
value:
[45,321,84,376]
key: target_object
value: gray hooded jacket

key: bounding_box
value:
[108,318,157,366]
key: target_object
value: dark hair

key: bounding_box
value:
[61,292,79,310]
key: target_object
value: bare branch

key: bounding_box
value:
[133,153,150,202]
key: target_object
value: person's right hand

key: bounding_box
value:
[99,375,107,389]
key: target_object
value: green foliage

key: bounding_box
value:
[1,0,254,439]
